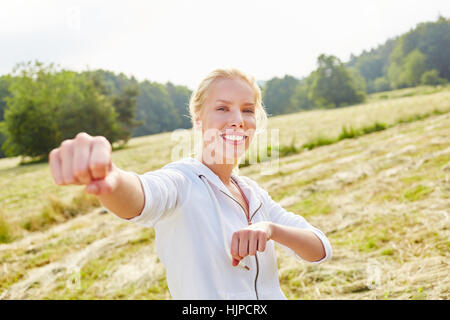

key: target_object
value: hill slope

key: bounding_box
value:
[0,107,448,299]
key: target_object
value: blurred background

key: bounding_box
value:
[0,0,449,300]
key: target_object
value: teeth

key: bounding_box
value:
[223,135,244,141]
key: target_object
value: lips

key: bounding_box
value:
[220,133,248,145]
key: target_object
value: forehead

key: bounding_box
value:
[205,78,255,104]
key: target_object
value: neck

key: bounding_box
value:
[196,153,237,186]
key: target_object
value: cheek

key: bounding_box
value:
[245,114,257,127]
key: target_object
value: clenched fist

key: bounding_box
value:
[230,221,274,267]
[49,132,120,195]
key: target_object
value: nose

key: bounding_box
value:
[228,108,244,127]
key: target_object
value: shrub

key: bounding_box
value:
[420,70,447,86]
[22,191,101,232]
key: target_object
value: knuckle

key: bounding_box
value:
[76,132,90,139]
[75,132,90,140]
[94,136,111,150]
[238,230,248,237]
[75,132,92,144]
[49,148,59,161]
[60,139,73,152]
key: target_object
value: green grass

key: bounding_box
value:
[338,125,361,140]
[0,222,131,294]
[21,191,101,232]
[40,228,164,300]
[361,122,387,134]
[270,169,337,202]
[367,84,450,102]
[0,211,13,243]
[239,137,300,168]
[403,185,434,202]
[286,191,333,217]
[1,87,450,300]
[302,135,336,150]
[240,106,448,168]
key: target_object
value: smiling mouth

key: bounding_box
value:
[220,134,248,145]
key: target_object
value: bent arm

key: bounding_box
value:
[270,223,326,262]
[97,167,145,220]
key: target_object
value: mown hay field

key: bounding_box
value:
[0,86,449,299]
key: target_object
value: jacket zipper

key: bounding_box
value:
[220,189,263,300]
[250,206,261,300]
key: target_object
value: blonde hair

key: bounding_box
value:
[188,68,268,134]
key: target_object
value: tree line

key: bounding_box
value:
[347,16,449,93]
[0,16,448,159]
[0,64,192,159]
[263,16,449,116]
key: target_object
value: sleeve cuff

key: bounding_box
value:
[306,228,332,264]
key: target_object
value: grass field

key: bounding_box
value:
[0,86,449,299]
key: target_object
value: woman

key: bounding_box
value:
[49,68,332,300]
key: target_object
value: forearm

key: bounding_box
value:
[270,223,326,262]
[98,168,145,220]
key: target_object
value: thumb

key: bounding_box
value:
[232,257,241,267]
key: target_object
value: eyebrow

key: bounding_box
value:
[215,99,255,107]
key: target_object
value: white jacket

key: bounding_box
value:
[115,157,332,300]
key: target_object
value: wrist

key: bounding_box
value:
[268,222,277,241]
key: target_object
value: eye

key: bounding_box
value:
[217,106,227,111]
[244,109,254,113]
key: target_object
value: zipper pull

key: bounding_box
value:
[239,261,250,271]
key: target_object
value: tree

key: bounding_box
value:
[1,61,121,159]
[166,82,192,129]
[388,17,450,89]
[110,85,141,142]
[0,75,12,158]
[403,16,450,80]
[290,77,316,111]
[309,54,365,108]
[347,38,397,93]
[133,81,180,136]
[261,75,299,116]
[403,49,426,86]
[373,77,391,92]
[420,69,448,86]
[83,70,140,142]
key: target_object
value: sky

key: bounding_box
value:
[1,0,449,90]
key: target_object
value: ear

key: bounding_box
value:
[194,114,202,129]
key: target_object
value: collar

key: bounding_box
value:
[185,157,263,218]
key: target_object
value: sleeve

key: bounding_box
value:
[112,166,191,228]
[257,185,332,264]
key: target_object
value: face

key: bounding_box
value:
[195,78,257,165]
